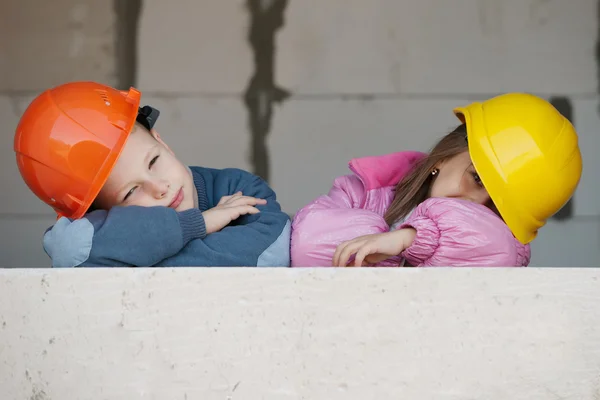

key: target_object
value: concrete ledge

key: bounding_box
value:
[1,268,600,399]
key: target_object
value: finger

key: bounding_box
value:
[242,197,267,206]
[229,196,267,207]
[354,246,373,267]
[229,205,260,219]
[222,192,243,205]
[333,241,350,266]
[217,195,231,205]
[338,242,361,267]
[240,196,266,204]
[218,191,242,205]
[244,205,261,214]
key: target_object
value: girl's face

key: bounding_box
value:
[429,151,491,205]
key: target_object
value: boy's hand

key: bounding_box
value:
[202,191,267,234]
[332,228,417,267]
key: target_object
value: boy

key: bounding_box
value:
[14,81,291,267]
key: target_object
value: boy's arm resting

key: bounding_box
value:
[398,198,531,267]
[158,169,291,267]
[291,175,390,267]
[43,168,289,268]
[43,206,207,267]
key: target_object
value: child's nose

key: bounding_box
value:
[147,179,169,199]
[466,192,490,205]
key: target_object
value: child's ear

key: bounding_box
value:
[149,128,162,141]
[151,129,175,155]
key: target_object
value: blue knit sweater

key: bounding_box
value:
[43,167,291,267]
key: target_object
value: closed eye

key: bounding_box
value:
[123,186,137,202]
[149,155,159,169]
[471,172,483,187]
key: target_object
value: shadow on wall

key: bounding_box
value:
[114,0,142,89]
[243,0,291,183]
[549,97,574,221]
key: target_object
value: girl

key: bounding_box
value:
[291,93,582,267]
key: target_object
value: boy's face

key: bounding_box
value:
[94,123,197,212]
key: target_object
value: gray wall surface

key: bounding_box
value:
[1,0,598,267]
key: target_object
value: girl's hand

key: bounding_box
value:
[332,228,417,267]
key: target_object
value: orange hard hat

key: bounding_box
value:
[14,81,158,219]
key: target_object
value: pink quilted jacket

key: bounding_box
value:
[291,151,531,267]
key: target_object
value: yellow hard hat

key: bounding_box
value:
[454,93,582,244]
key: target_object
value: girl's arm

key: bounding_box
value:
[398,197,531,267]
[291,175,391,266]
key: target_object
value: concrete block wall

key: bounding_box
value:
[1,0,599,266]
[136,0,255,172]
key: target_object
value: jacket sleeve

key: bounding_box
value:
[157,169,290,267]
[291,175,393,267]
[43,206,207,267]
[398,198,531,267]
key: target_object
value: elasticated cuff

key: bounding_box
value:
[177,208,207,243]
[399,217,440,266]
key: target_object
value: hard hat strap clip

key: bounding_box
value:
[136,105,160,130]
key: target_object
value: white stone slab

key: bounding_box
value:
[1,268,599,399]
